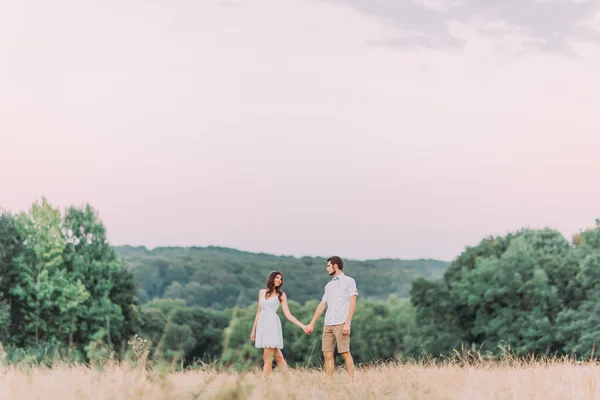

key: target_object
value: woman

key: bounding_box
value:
[250,270,306,381]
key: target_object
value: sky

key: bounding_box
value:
[1,0,600,262]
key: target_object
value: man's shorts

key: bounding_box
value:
[322,324,351,353]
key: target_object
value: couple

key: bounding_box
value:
[250,255,358,381]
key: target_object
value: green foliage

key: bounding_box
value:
[555,226,600,355]
[3,199,443,368]
[410,225,600,360]
[116,245,449,309]
[11,198,90,346]
[408,278,462,356]
[62,204,140,353]
[0,198,139,360]
[9,198,600,369]
[137,299,229,365]
[0,211,24,341]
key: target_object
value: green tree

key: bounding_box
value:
[63,204,119,348]
[408,278,462,356]
[11,198,89,346]
[556,225,600,356]
[108,265,140,353]
[0,211,22,341]
[411,229,572,358]
[454,233,564,355]
[163,282,184,299]
[168,306,230,363]
[138,299,229,364]
[61,203,140,356]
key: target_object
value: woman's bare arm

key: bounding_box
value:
[250,289,263,340]
[280,293,305,329]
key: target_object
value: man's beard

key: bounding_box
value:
[328,271,335,276]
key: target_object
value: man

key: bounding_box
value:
[304,255,358,379]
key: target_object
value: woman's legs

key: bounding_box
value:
[262,348,275,381]
[274,348,290,382]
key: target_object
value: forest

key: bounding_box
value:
[118,244,447,309]
[1,198,599,367]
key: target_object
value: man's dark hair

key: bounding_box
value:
[327,256,344,270]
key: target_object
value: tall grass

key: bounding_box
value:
[0,347,599,399]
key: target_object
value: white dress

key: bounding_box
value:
[255,291,284,349]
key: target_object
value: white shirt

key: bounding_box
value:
[322,273,358,326]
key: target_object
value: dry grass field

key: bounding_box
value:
[0,357,599,400]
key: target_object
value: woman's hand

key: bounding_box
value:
[250,330,256,341]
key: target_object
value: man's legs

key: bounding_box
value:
[322,325,336,377]
[323,351,335,377]
[334,325,354,379]
[340,351,355,379]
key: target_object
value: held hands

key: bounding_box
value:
[303,323,314,335]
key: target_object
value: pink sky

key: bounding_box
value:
[1,0,599,261]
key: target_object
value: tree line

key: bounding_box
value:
[2,198,600,366]
[126,221,600,366]
[116,245,448,309]
[0,198,435,365]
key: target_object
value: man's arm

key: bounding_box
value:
[342,295,356,335]
[342,278,358,335]
[305,301,327,334]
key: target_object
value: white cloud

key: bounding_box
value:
[325,0,600,54]
[413,0,465,12]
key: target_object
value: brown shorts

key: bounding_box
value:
[322,324,351,353]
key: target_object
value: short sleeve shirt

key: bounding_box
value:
[322,273,358,326]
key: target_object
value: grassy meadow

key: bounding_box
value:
[1,356,599,400]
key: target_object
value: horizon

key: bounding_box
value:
[4,194,589,264]
[114,242,453,263]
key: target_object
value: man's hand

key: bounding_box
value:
[304,323,314,335]
[342,323,350,335]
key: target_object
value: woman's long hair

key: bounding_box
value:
[265,270,284,302]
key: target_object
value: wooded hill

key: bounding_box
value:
[116,245,449,309]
